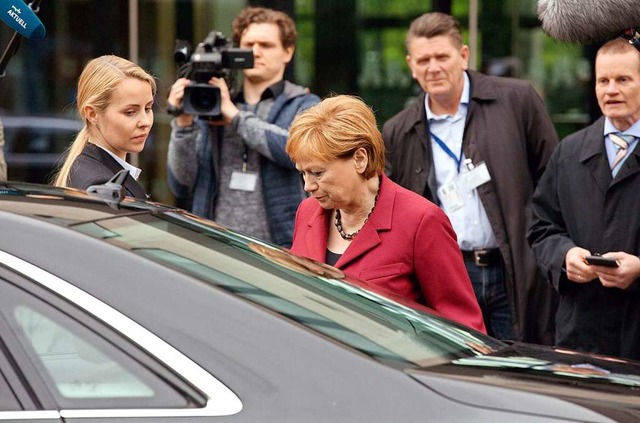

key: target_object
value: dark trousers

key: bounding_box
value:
[465,260,515,341]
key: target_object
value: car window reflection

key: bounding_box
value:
[72,212,502,368]
[0,280,191,409]
[14,305,155,399]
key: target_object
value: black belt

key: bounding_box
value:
[461,248,501,267]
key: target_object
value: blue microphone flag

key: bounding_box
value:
[1,0,46,40]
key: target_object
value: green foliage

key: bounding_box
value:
[359,0,432,16]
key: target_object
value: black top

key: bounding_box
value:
[235,80,285,104]
[68,143,148,199]
[325,249,341,267]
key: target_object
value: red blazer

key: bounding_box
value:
[291,174,486,333]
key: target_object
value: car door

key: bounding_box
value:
[0,260,237,422]
[0,338,59,422]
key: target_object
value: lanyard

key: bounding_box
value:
[430,131,463,173]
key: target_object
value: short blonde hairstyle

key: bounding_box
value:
[53,55,157,187]
[597,37,640,72]
[286,95,385,179]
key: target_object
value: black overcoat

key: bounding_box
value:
[383,70,559,344]
[528,117,640,360]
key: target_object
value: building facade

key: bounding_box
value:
[0,0,592,203]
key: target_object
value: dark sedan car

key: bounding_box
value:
[0,180,639,422]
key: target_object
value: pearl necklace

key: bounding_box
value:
[334,191,380,241]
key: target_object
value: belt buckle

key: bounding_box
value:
[474,249,489,267]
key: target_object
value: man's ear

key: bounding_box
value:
[283,45,295,64]
[460,45,470,70]
[406,54,419,80]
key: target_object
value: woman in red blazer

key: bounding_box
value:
[285,95,485,332]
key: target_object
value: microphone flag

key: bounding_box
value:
[1,0,46,40]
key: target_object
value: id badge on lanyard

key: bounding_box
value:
[230,145,258,191]
[229,103,259,191]
[437,160,491,212]
[433,130,492,212]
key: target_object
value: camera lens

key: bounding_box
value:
[192,88,218,112]
[183,84,221,117]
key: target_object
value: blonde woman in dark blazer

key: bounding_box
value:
[53,55,156,199]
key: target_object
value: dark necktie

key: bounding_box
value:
[609,133,632,175]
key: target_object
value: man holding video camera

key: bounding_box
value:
[528,38,640,360]
[167,6,319,247]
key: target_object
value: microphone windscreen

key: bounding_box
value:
[1,0,46,40]
[537,0,640,43]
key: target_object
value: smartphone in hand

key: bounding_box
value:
[585,254,619,268]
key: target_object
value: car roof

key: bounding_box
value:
[0,180,496,354]
[0,181,174,223]
[0,116,82,131]
[0,181,445,311]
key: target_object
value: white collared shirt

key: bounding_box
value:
[427,72,498,250]
[94,143,142,180]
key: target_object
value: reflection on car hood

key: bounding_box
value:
[453,343,640,388]
[409,343,640,422]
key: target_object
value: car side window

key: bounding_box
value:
[0,279,193,409]
[14,305,154,399]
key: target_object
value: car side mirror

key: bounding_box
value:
[86,169,128,208]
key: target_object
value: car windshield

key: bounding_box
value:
[66,208,503,369]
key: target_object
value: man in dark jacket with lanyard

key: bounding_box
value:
[167,7,319,247]
[382,12,559,343]
[528,38,640,360]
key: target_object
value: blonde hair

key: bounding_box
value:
[597,37,640,70]
[286,95,385,179]
[53,55,157,187]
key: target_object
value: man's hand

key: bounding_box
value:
[565,246,598,283]
[208,77,239,126]
[591,252,640,290]
[167,78,194,127]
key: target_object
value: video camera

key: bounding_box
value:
[173,31,254,119]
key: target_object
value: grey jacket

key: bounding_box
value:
[167,81,320,247]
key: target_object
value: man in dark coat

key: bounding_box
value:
[383,12,559,343]
[528,38,640,360]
